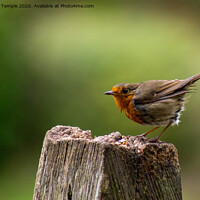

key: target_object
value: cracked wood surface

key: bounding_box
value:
[33,125,182,200]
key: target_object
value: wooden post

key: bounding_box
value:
[33,126,182,200]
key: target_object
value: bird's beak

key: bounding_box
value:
[104,91,115,95]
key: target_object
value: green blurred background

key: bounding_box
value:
[0,1,200,199]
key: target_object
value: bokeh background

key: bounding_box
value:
[0,1,200,199]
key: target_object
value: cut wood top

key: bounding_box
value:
[46,125,179,170]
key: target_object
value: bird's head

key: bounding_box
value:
[105,83,139,111]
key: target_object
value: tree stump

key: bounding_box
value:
[33,125,182,200]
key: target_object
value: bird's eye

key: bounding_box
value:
[122,88,129,94]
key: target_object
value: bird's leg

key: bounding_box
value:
[141,126,160,137]
[155,122,172,140]
[148,122,173,142]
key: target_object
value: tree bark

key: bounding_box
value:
[33,125,182,200]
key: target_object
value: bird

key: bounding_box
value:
[105,73,200,141]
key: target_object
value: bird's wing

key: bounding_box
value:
[133,79,189,104]
[133,74,200,105]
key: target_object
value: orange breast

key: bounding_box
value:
[125,101,144,125]
[112,93,144,125]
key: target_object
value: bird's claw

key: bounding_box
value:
[139,133,147,137]
[148,137,159,143]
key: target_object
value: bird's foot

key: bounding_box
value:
[139,133,147,137]
[148,137,159,143]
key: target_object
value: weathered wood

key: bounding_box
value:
[33,125,182,200]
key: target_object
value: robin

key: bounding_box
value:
[105,73,200,141]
